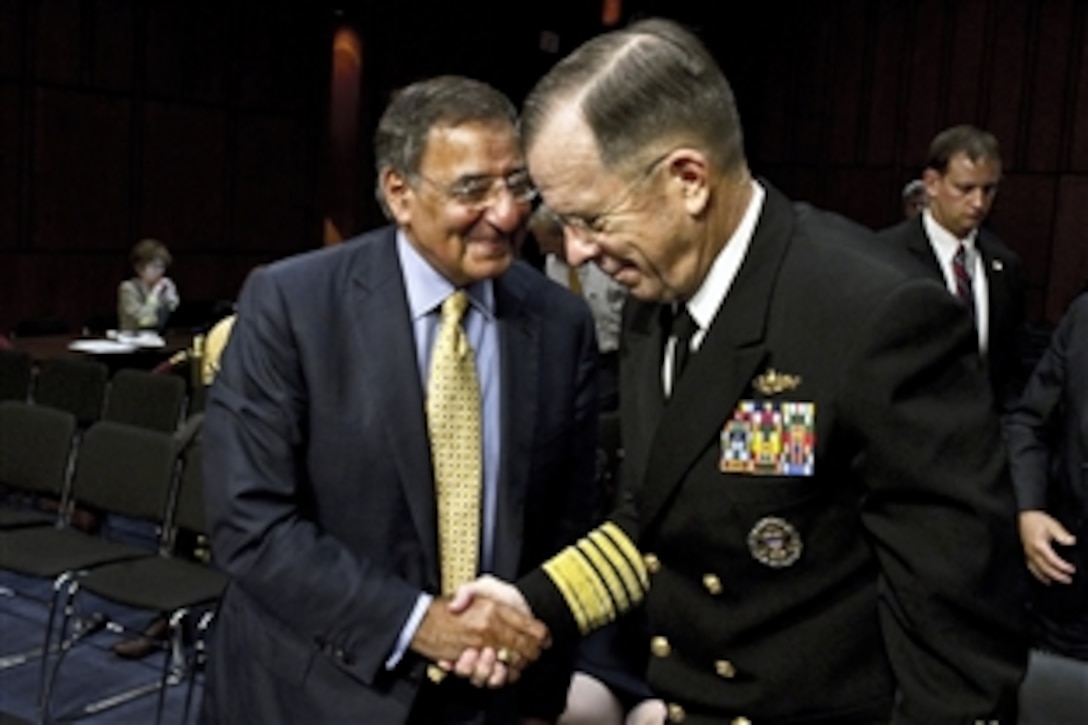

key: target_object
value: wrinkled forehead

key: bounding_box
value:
[421,120,524,175]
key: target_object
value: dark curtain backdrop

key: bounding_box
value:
[3,0,1087,335]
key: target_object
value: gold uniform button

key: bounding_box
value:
[702,573,723,595]
[650,636,671,658]
[667,703,686,723]
[644,553,661,574]
[714,659,736,678]
[731,718,752,725]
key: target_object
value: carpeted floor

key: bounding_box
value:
[0,569,204,724]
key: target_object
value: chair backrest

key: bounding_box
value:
[70,420,179,524]
[173,438,206,538]
[33,357,109,427]
[0,348,33,402]
[103,368,187,433]
[0,400,77,498]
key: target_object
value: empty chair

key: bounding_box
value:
[0,420,180,719]
[103,368,187,433]
[33,357,109,428]
[0,420,179,586]
[0,348,33,402]
[39,418,224,724]
[0,401,77,528]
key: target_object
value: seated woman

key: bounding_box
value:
[117,238,180,331]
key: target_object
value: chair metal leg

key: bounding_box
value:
[181,609,214,725]
[155,608,190,725]
[36,572,77,724]
[36,573,107,724]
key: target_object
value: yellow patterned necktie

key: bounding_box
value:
[426,290,482,596]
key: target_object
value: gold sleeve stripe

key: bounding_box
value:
[569,546,616,628]
[543,552,597,631]
[586,529,640,604]
[576,536,631,612]
[598,522,649,589]
[541,521,649,634]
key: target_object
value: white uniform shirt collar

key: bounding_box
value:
[684,180,766,348]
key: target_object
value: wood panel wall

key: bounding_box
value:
[0,0,327,335]
[4,0,1087,335]
[667,0,1088,323]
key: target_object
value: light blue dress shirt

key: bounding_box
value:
[387,231,503,667]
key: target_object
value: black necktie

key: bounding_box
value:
[669,305,698,391]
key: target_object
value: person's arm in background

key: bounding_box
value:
[118,277,178,330]
[1006,295,1084,584]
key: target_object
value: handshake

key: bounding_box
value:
[410,575,546,688]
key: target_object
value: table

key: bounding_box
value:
[12,331,195,370]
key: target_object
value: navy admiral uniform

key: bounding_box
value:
[519,183,1028,724]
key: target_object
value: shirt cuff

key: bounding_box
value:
[385,592,433,669]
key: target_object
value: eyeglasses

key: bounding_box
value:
[415,169,539,209]
[546,152,671,236]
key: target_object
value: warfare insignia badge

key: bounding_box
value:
[747,516,803,568]
[752,368,802,396]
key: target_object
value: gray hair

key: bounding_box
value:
[374,75,518,213]
[521,18,745,177]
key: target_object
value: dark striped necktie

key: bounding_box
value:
[952,244,976,320]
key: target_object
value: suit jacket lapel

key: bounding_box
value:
[905,217,944,281]
[490,270,539,579]
[348,232,439,581]
[635,185,797,529]
[977,231,1011,345]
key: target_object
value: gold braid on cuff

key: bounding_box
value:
[541,521,649,634]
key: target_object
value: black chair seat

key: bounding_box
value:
[77,556,226,613]
[0,526,150,577]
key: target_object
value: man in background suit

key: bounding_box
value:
[454,18,1027,723]
[200,75,599,723]
[1005,291,1088,723]
[879,125,1026,412]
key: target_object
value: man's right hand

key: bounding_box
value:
[1019,509,1077,584]
[439,575,542,687]
[410,593,549,683]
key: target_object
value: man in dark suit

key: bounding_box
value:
[1005,291,1088,722]
[453,19,1028,723]
[878,125,1026,412]
[200,76,599,724]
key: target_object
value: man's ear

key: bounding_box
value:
[922,167,940,198]
[381,167,414,226]
[666,149,710,216]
